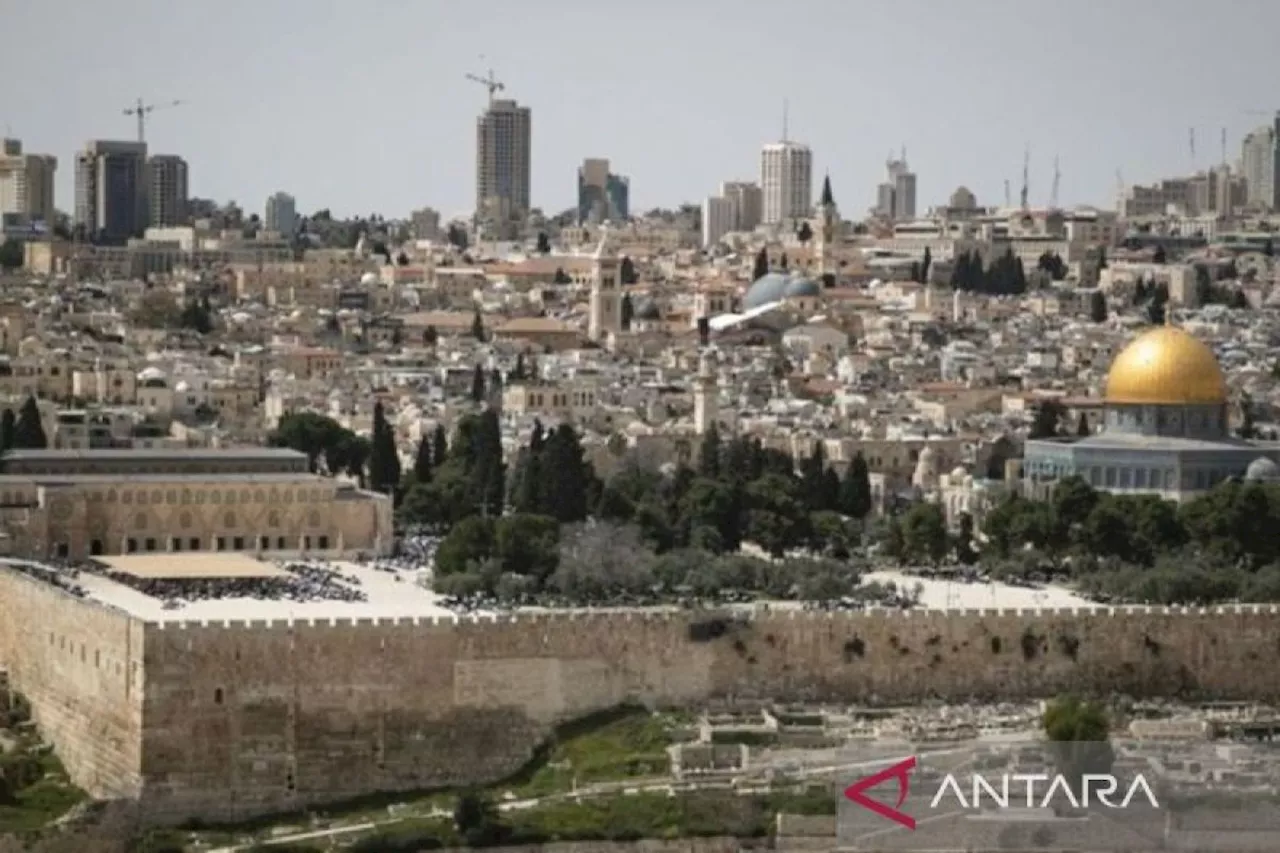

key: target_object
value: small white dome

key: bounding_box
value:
[360,272,378,286]
[1246,457,1279,482]
[137,366,166,381]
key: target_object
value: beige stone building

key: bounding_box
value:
[0,449,391,560]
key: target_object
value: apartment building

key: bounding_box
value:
[475,98,532,230]
[0,139,56,226]
[264,192,297,235]
[146,155,189,227]
[760,142,812,224]
[75,140,148,241]
[1241,115,1280,210]
[874,156,917,221]
[577,158,629,224]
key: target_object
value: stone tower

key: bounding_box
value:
[588,228,622,343]
[815,173,839,279]
[693,349,719,435]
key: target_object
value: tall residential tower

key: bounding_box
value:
[146,155,189,227]
[475,98,532,234]
[576,158,629,224]
[760,142,812,225]
[75,140,148,242]
[0,139,57,227]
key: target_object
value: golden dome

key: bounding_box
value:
[1104,326,1226,405]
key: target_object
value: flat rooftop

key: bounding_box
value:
[95,553,291,580]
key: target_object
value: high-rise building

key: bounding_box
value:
[874,155,917,221]
[1241,115,1280,210]
[146,155,189,227]
[760,142,812,224]
[721,182,762,232]
[701,181,764,247]
[475,98,532,231]
[410,207,441,241]
[75,140,147,242]
[0,139,57,226]
[577,158,630,224]
[264,191,298,236]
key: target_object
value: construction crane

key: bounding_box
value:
[465,68,505,107]
[1050,155,1061,209]
[123,98,185,144]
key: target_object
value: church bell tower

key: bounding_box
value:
[815,173,839,281]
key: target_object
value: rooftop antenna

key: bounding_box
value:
[1189,127,1197,169]
[781,98,789,143]
[1221,127,1228,168]
[1020,145,1030,210]
[900,145,907,165]
[1003,179,1011,209]
[1050,155,1061,209]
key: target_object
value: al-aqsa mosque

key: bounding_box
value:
[1022,323,1280,501]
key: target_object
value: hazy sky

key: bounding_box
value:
[6,0,1280,222]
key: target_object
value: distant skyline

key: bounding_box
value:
[5,0,1280,222]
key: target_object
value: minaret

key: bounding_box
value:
[588,227,622,343]
[693,349,719,435]
[815,173,838,280]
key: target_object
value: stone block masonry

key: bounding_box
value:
[3,564,1280,824]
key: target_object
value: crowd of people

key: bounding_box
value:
[5,538,445,610]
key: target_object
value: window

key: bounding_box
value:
[277,536,286,549]
[214,688,223,705]
[260,536,270,550]
[172,538,183,552]
[233,536,245,550]
[126,538,137,553]
[215,537,226,551]
[318,535,330,550]
[189,538,199,550]
[145,538,157,552]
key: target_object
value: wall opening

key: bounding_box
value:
[214,688,223,705]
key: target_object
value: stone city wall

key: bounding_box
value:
[0,566,146,799]
[138,604,1280,822]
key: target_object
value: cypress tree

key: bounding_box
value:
[752,248,769,281]
[469,409,505,516]
[412,434,433,484]
[471,364,486,403]
[511,420,545,514]
[13,395,46,449]
[538,424,592,523]
[0,409,14,452]
[514,352,526,380]
[800,441,829,511]
[471,309,485,341]
[697,422,721,479]
[432,423,448,466]
[839,452,872,519]
[368,401,399,494]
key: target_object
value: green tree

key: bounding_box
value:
[839,453,873,519]
[620,292,634,330]
[0,408,14,452]
[435,517,495,575]
[900,502,948,564]
[493,514,560,579]
[179,297,214,334]
[269,411,354,473]
[752,247,769,281]
[697,422,721,479]
[1042,696,1114,796]
[1152,244,1167,264]
[432,423,448,466]
[470,308,485,341]
[1088,290,1107,323]
[367,401,400,495]
[470,364,486,403]
[411,434,433,484]
[795,221,813,244]
[537,424,595,522]
[920,246,932,283]
[0,239,22,270]
[12,395,46,449]
[454,790,504,847]
[1029,399,1065,439]
[620,255,638,284]
[535,231,551,254]
[1076,412,1091,437]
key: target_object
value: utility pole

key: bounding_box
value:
[1020,146,1030,211]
